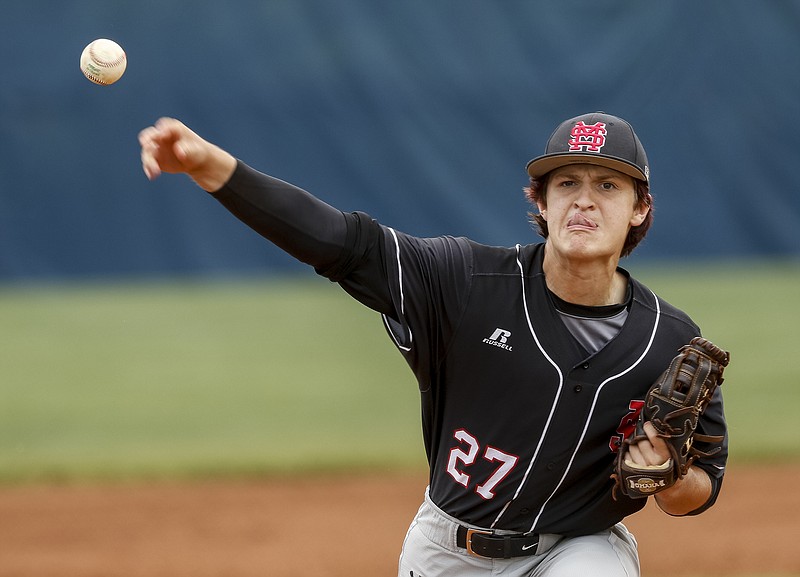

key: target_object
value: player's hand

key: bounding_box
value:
[624,421,671,468]
[139,117,236,192]
[628,422,715,514]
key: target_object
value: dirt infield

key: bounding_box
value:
[0,464,796,577]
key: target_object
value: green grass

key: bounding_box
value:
[0,259,797,482]
[0,276,422,482]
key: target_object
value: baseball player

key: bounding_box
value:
[139,112,728,576]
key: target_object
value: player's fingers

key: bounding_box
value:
[627,441,662,467]
[641,422,671,464]
[156,117,198,151]
[637,443,662,466]
[139,118,180,148]
[139,122,175,171]
[139,119,198,179]
[625,443,643,464]
[141,155,160,181]
[624,427,669,468]
[154,116,184,135]
[139,128,162,181]
[642,422,668,450]
[138,118,225,186]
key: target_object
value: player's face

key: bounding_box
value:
[537,165,648,263]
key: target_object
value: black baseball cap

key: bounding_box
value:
[526,112,649,183]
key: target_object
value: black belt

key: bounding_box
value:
[456,526,540,559]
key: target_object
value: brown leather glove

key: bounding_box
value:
[613,337,730,499]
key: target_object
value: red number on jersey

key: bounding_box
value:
[609,399,645,452]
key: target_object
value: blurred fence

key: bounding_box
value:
[1,1,798,282]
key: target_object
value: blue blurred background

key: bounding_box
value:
[1,1,798,282]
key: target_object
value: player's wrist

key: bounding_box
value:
[654,466,712,515]
[191,145,237,193]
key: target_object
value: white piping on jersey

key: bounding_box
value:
[525,291,660,533]
[381,227,412,353]
[495,245,662,533]
[491,245,565,528]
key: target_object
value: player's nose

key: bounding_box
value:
[572,184,596,209]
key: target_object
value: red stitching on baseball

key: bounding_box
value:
[89,43,126,68]
[82,69,109,85]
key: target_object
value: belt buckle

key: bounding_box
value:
[465,528,493,559]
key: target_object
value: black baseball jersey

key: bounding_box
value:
[213,162,728,538]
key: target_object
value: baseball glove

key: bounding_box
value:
[612,336,730,499]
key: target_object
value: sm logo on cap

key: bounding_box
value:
[568,121,607,152]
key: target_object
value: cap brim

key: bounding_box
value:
[526,153,647,182]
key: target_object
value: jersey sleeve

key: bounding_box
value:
[328,217,475,390]
[373,229,474,385]
[682,385,728,516]
[211,161,349,272]
[650,295,729,515]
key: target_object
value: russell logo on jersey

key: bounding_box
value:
[483,328,512,351]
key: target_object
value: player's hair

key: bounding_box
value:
[524,174,653,258]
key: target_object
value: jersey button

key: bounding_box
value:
[582,363,590,369]
[573,385,583,393]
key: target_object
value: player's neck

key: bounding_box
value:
[542,249,627,306]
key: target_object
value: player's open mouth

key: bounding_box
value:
[567,213,597,229]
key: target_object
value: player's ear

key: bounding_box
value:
[630,190,651,227]
[630,203,649,227]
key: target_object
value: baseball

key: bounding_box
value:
[80,38,127,85]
